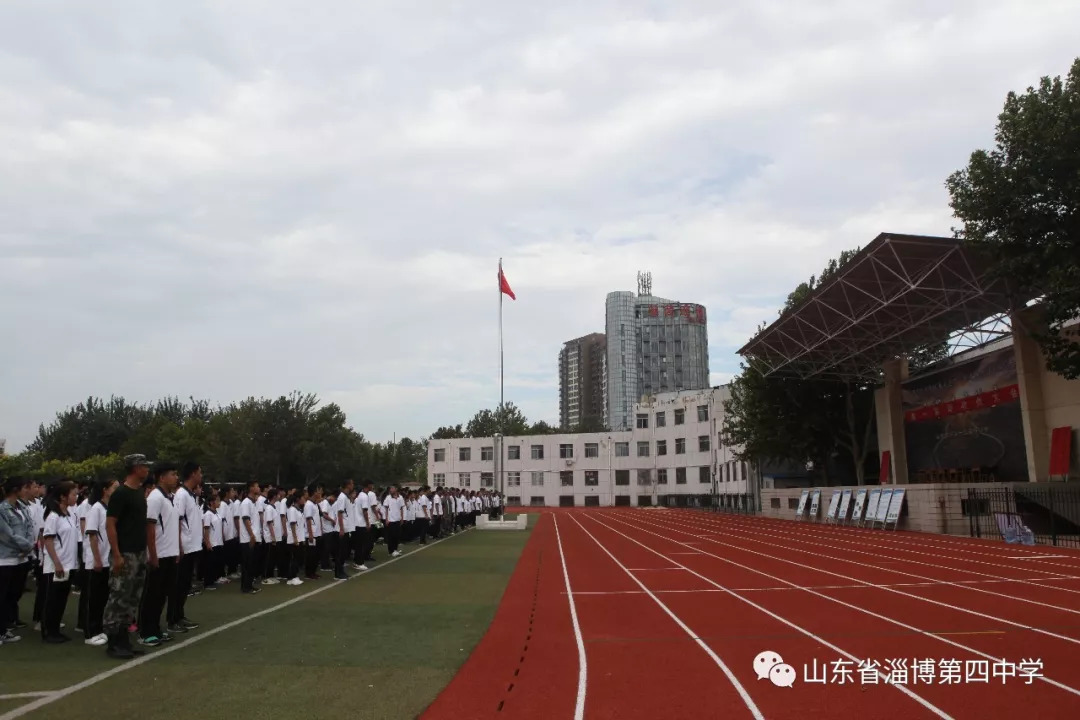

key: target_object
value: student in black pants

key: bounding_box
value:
[139,464,181,645]
[79,479,117,646]
[40,481,79,643]
[238,480,261,594]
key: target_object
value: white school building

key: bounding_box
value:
[427,387,757,508]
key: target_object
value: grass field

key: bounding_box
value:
[0,523,533,720]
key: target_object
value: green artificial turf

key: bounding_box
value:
[0,523,534,720]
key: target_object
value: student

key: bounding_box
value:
[429,486,443,539]
[303,484,323,580]
[415,489,431,545]
[201,492,224,590]
[40,480,79,643]
[260,488,280,585]
[138,463,181,647]
[366,484,383,559]
[101,454,152,659]
[403,491,416,543]
[0,477,34,644]
[352,483,374,572]
[341,484,356,567]
[80,478,117,646]
[329,482,353,580]
[275,490,289,581]
[382,486,405,558]
[221,487,240,579]
[237,481,261,595]
[318,489,335,571]
[170,462,203,634]
[286,489,308,586]
[7,479,38,633]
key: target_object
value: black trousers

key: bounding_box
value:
[226,539,240,574]
[76,565,89,631]
[139,556,177,638]
[33,563,46,623]
[0,564,16,633]
[240,542,256,592]
[262,542,277,578]
[169,551,198,625]
[202,546,223,586]
[328,533,346,577]
[9,561,31,625]
[41,572,71,639]
[81,568,109,638]
[415,517,429,544]
[305,538,320,577]
[288,544,304,579]
[320,532,332,569]
[356,526,374,563]
[254,542,267,579]
[351,527,365,560]
[385,521,402,555]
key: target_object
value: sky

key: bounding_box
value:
[1,1,1078,452]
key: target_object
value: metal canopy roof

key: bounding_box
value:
[738,233,1020,380]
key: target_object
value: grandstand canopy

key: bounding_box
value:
[738,233,1022,381]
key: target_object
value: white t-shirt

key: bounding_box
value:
[254,496,267,539]
[304,500,322,538]
[204,509,223,547]
[275,499,287,538]
[383,495,405,523]
[319,499,335,534]
[221,501,236,542]
[404,500,415,522]
[456,496,468,513]
[367,491,383,521]
[330,493,350,533]
[238,497,258,543]
[74,498,90,542]
[175,487,203,554]
[82,502,111,568]
[353,493,370,529]
[262,503,280,542]
[492,495,501,507]
[432,494,443,516]
[417,495,432,519]
[342,495,356,533]
[42,510,79,575]
[147,488,179,559]
[287,505,307,544]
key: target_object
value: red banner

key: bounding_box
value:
[1049,426,1073,477]
[904,384,1020,423]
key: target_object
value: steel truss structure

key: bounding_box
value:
[738,233,1021,381]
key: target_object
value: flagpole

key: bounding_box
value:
[498,258,505,499]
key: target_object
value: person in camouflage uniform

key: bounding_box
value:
[102,454,153,659]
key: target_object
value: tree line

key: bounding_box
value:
[0,392,427,487]
[721,59,1080,485]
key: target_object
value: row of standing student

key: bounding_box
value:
[0,459,504,654]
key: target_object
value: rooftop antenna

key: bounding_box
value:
[637,271,652,297]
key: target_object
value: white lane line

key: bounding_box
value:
[0,694,55,701]
[0,529,472,720]
[583,514,955,720]
[553,515,588,720]
[615,511,1080,700]
[567,515,766,720]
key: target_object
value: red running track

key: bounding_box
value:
[424,509,1080,719]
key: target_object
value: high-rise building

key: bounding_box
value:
[605,282,709,431]
[558,333,607,431]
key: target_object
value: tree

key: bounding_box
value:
[947,58,1080,379]
[430,425,465,439]
[465,403,530,437]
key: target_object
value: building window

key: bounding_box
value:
[636,413,649,429]
[459,472,471,487]
[481,446,493,461]
[481,472,494,488]
[585,470,599,486]
[697,405,709,422]
[433,473,445,485]
[529,496,545,507]
[615,442,630,457]
[637,469,652,486]
[584,443,599,458]
[675,438,686,454]
[507,472,521,487]
[699,466,711,484]
[675,468,687,485]
[637,441,650,457]
[459,447,471,461]
[657,468,668,485]
[698,435,710,452]
[674,409,685,425]
[615,470,630,486]
[655,411,666,427]
[507,496,521,506]
[560,471,574,486]
[531,445,544,460]
[559,444,574,459]
[584,496,600,507]
[508,446,520,460]
[531,472,544,487]
[656,440,667,456]
[433,449,445,462]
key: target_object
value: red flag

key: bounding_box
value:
[499,262,516,300]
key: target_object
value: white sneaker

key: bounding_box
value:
[286,578,303,586]
[391,551,401,557]
[85,634,108,647]
[355,564,369,571]
[262,578,279,585]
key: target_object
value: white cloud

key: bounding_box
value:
[1,0,1077,450]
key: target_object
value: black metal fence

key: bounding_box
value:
[967,484,1080,548]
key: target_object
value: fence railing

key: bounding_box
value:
[967,484,1080,548]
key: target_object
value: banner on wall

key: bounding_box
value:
[850,489,867,524]
[825,491,841,522]
[885,488,906,528]
[838,489,852,523]
[865,489,881,526]
[795,489,810,518]
[808,490,821,519]
[875,489,893,524]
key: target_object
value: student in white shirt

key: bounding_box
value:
[274,492,289,580]
[318,492,335,571]
[415,490,432,545]
[286,488,309,586]
[351,486,370,572]
[222,488,241,579]
[303,484,323,580]
[201,491,225,590]
[367,486,384,551]
[71,489,90,602]
[139,463,181,646]
[261,488,282,585]
[382,486,406,557]
[169,462,203,634]
[253,489,268,583]
[79,479,118,646]
[40,480,79,643]
[356,482,379,566]
[430,487,444,539]
[402,492,416,543]
[237,481,262,594]
[342,487,357,566]
[329,480,353,580]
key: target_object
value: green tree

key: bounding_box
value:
[947,58,1080,379]
[465,403,530,437]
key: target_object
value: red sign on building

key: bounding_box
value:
[696,306,706,323]
[648,305,659,317]
[904,384,1020,423]
[664,305,674,317]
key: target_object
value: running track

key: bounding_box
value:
[422,509,1080,719]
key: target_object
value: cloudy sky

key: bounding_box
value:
[1,1,1077,451]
